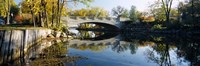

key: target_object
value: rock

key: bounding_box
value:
[67,35,74,39]
[61,38,68,42]
[54,31,61,38]
[47,34,54,38]
[56,40,62,43]
[0,19,5,25]
[60,32,67,38]
[51,30,55,34]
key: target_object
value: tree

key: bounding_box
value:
[69,7,109,17]
[129,5,138,22]
[160,0,174,27]
[70,8,88,17]
[0,0,16,24]
[20,0,94,27]
[148,1,166,22]
[155,8,166,22]
[20,0,40,26]
[112,6,129,18]
[149,0,178,23]
[177,2,184,23]
[88,7,109,17]
[178,0,200,26]
[121,9,129,18]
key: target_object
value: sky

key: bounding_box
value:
[68,0,185,12]
[68,0,153,11]
[15,0,184,12]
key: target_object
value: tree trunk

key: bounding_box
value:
[45,12,48,27]
[58,0,65,26]
[31,11,35,27]
[43,1,48,27]
[31,0,36,27]
[40,12,44,27]
[161,0,173,27]
[6,0,10,24]
[52,2,55,27]
[166,13,170,27]
[57,0,60,27]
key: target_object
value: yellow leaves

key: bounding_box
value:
[74,9,88,17]
[70,7,109,17]
[33,7,40,15]
[139,15,156,22]
[0,10,6,17]
[61,8,68,16]
[0,0,16,17]
[23,0,69,15]
[26,0,31,2]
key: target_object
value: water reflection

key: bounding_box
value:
[122,33,200,66]
[75,30,118,40]
[1,29,200,66]
[0,38,87,66]
[70,44,107,52]
[69,30,200,66]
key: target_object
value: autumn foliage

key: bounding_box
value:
[14,15,23,23]
[69,7,109,17]
[139,16,155,22]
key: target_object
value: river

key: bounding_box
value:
[0,29,200,66]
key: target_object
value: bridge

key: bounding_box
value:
[68,36,129,47]
[61,16,130,30]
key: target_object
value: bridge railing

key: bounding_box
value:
[68,16,116,21]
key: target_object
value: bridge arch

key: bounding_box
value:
[78,22,120,31]
[61,16,130,31]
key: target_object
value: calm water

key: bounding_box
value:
[1,29,200,66]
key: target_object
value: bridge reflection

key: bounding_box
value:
[69,30,200,66]
[1,29,200,66]
[68,30,139,54]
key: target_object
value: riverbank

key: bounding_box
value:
[0,29,51,64]
[0,28,72,65]
[0,25,48,30]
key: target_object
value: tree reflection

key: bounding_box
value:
[145,43,172,66]
[176,38,200,66]
[111,40,139,54]
[112,41,129,53]
[142,34,200,66]
[129,43,138,54]
[70,44,107,52]
[143,34,181,66]
[76,30,118,41]
[25,39,89,66]
[128,40,140,54]
[77,30,105,40]
[120,33,199,66]
[78,30,91,39]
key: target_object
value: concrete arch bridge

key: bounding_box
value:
[62,16,130,31]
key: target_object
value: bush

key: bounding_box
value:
[22,14,32,24]
[51,22,68,32]
[151,24,163,30]
[14,15,23,23]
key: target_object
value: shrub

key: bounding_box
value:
[14,15,23,23]
[51,22,68,32]
[151,24,163,30]
[22,14,32,24]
